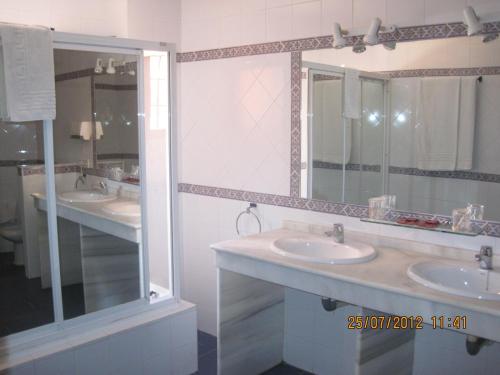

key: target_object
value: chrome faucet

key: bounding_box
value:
[325,223,344,244]
[97,181,109,195]
[475,246,493,270]
[75,174,86,190]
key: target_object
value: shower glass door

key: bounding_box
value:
[1,33,176,343]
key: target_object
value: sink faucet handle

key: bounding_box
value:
[333,223,344,233]
[476,245,493,270]
[480,245,493,257]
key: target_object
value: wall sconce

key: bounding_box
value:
[363,17,382,46]
[106,58,116,75]
[332,23,347,49]
[463,6,483,36]
[94,58,103,74]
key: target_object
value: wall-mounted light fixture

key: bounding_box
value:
[463,6,483,36]
[363,17,382,46]
[332,22,347,49]
[106,58,116,74]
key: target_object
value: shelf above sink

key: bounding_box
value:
[270,237,377,265]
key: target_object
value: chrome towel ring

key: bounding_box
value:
[236,203,262,236]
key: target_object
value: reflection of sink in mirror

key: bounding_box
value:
[408,261,500,301]
[58,190,117,203]
[271,237,376,264]
[102,201,141,217]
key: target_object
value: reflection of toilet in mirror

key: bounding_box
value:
[0,201,23,266]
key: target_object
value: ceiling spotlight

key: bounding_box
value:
[363,17,382,46]
[483,33,499,43]
[463,6,483,36]
[383,41,396,50]
[352,42,366,54]
[332,22,347,49]
[94,58,103,74]
[106,58,116,74]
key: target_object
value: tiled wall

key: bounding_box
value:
[177,2,500,366]
[179,53,291,195]
[181,0,500,51]
[0,0,180,44]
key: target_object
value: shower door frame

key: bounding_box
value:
[0,31,179,351]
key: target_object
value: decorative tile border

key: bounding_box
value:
[290,52,302,197]
[384,66,500,78]
[94,83,138,91]
[178,183,500,237]
[97,153,139,160]
[177,22,500,63]
[0,159,43,167]
[313,161,382,173]
[18,164,81,176]
[389,166,500,183]
[313,163,500,183]
[177,21,500,236]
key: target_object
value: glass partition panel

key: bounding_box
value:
[52,48,141,318]
[0,120,54,336]
[143,50,172,301]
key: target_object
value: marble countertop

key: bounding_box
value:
[33,193,141,243]
[211,228,500,320]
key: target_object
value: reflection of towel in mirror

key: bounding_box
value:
[312,79,351,164]
[416,76,477,171]
[344,68,361,120]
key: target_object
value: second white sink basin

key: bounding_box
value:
[102,202,141,217]
[271,237,377,265]
[59,190,117,203]
[408,261,500,301]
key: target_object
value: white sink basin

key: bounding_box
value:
[408,261,500,301]
[271,237,377,265]
[59,190,117,203]
[102,202,141,217]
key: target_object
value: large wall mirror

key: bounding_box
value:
[301,35,500,222]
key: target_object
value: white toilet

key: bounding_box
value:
[0,201,24,266]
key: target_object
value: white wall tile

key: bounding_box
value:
[386,0,425,27]
[291,1,322,39]
[425,0,467,24]
[321,0,354,35]
[267,5,293,42]
[352,0,387,31]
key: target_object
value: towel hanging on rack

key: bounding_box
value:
[0,23,56,122]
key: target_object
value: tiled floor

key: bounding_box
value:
[196,331,312,375]
[0,252,85,337]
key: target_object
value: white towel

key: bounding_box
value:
[416,77,460,170]
[416,76,477,171]
[312,79,351,164]
[456,76,477,170]
[0,23,55,122]
[343,68,361,119]
[72,121,104,141]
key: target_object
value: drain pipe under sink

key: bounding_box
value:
[466,335,489,355]
[321,297,348,312]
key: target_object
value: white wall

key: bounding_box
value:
[181,0,500,51]
[0,0,180,43]
[177,0,500,344]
